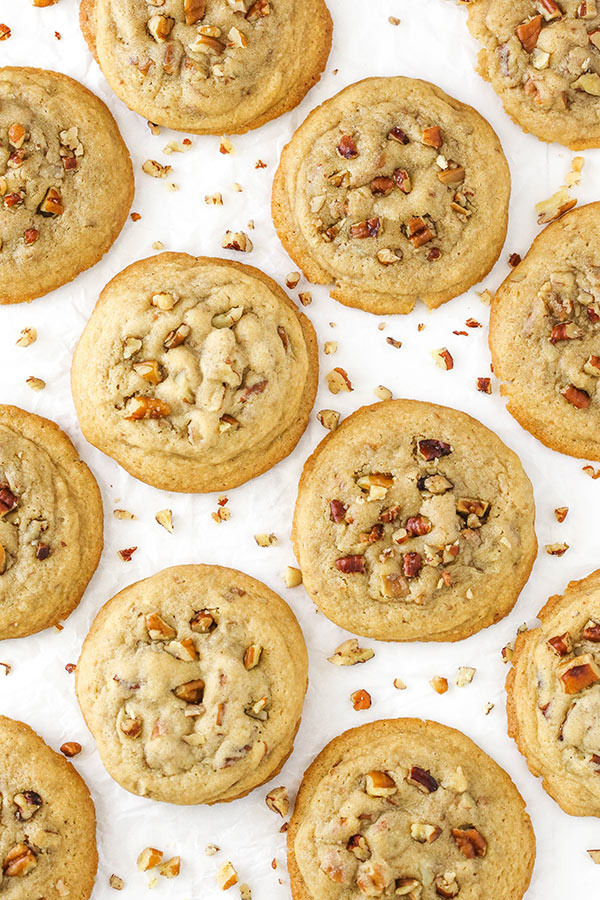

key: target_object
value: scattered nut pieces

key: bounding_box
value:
[350,688,372,710]
[298,291,312,306]
[283,566,302,588]
[386,336,402,349]
[324,341,338,355]
[16,327,36,347]
[159,857,180,878]
[109,874,124,891]
[554,507,568,523]
[114,509,135,520]
[155,509,174,533]
[365,771,397,797]
[432,348,454,370]
[240,884,252,900]
[205,192,223,205]
[60,741,82,757]
[142,159,171,178]
[389,15,401,24]
[265,786,289,817]
[118,547,138,562]
[328,639,374,666]
[137,847,163,871]
[545,542,569,556]
[205,844,220,856]
[583,465,600,479]
[476,377,491,394]
[456,666,476,687]
[26,376,45,391]
[374,385,393,401]
[588,849,600,864]
[286,272,300,289]
[430,675,448,694]
[217,861,238,891]
[393,677,406,690]
[254,532,278,547]
[222,231,253,252]
[317,409,340,431]
[326,367,353,394]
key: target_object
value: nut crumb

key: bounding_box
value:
[205,844,220,856]
[554,507,568,523]
[205,193,223,205]
[137,848,163,871]
[545,542,569,556]
[393,677,406,690]
[152,240,164,250]
[432,348,453,370]
[109,874,124,891]
[26,376,45,391]
[588,849,600,864]
[240,885,252,900]
[386,336,402,349]
[265,786,289,817]
[324,341,337,354]
[374,385,392,401]
[326,367,353,394]
[283,566,302,588]
[142,159,171,178]
[456,666,476,687]
[222,230,253,252]
[0,25,11,40]
[285,272,300,289]
[388,15,401,24]
[317,409,340,431]
[217,861,238,891]
[583,465,600,479]
[254,532,277,547]
[476,377,491,394]
[0,662,11,675]
[60,741,82,757]
[508,252,521,267]
[430,675,448,694]
[16,327,36,347]
[350,688,372,710]
[155,509,174,533]
[484,702,494,715]
[255,159,267,169]
[159,857,180,878]
[113,509,135,520]
[328,638,374,666]
[118,547,137,562]
[219,138,235,154]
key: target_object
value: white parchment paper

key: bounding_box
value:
[1,0,599,895]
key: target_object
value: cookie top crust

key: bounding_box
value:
[490,203,600,460]
[80,0,332,134]
[507,569,600,817]
[0,716,97,900]
[272,76,510,315]
[75,565,308,804]
[71,254,318,492]
[0,67,133,304]
[468,0,600,149]
[292,400,537,642]
[0,406,103,640]
[288,719,535,900]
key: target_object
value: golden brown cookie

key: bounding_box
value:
[507,568,600,817]
[272,76,510,315]
[80,0,332,135]
[76,564,308,804]
[0,67,133,304]
[293,399,537,642]
[71,253,318,492]
[288,718,535,900]
[0,716,97,900]
[490,203,600,460]
[468,0,600,150]
[0,406,103,640]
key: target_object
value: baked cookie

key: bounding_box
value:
[79,0,332,135]
[272,76,510,315]
[0,406,103,640]
[288,718,535,900]
[71,253,318,492]
[490,203,600,460]
[293,399,537,642]
[75,564,308,804]
[507,569,600,817]
[0,716,97,900]
[468,0,600,149]
[0,67,133,305]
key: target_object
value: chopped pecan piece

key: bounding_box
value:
[38,186,63,216]
[146,612,176,640]
[438,164,465,185]
[147,14,174,41]
[422,126,443,149]
[396,877,422,896]
[60,741,82,757]
[477,377,491,394]
[347,834,370,861]
[405,516,432,536]
[381,572,409,598]
[451,825,487,858]
[547,632,572,656]
[246,0,270,17]
[435,873,459,898]
[411,823,441,843]
[388,126,410,144]
[3,843,37,876]
[350,217,381,239]
[539,0,562,19]
[549,322,580,343]
[24,229,39,245]
[328,639,374,665]
[559,654,600,693]
[418,439,451,460]
[562,384,590,409]
[405,216,434,248]
[137,848,163,871]
[407,766,438,793]
[0,487,18,517]
[190,609,216,632]
[419,473,453,494]
[392,168,411,193]
[133,360,162,384]
[120,717,142,738]
[584,355,600,376]
[516,15,543,52]
[365,770,397,796]
[554,506,568,523]
[430,675,448,694]
[240,379,267,402]
[173,679,205,703]
[329,499,348,522]
[583,621,600,641]
[184,0,206,23]
[370,176,395,196]
[243,644,262,669]
[335,555,366,574]
[265,786,289,817]
[403,552,422,578]
[8,123,26,149]
[36,543,50,560]
[337,134,358,159]
[13,791,42,822]
[456,498,489,519]
[126,396,171,419]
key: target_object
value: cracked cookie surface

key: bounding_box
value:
[288,718,535,900]
[292,399,537,642]
[0,67,133,304]
[75,564,308,804]
[71,253,318,492]
[0,406,103,640]
[0,716,97,900]
[80,0,332,134]
[507,568,600,817]
[490,203,600,459]
[272,76,510,315]
[468,0,600,149]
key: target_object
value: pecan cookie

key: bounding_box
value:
[490,203,600,459]
[271,76,510,315]
[79,0,332,135]
[0,716,97,900]
[293,399,537,642]
[0,406,103,640]
[75,564,308,804]
[507,569,600,817]
[71,254,318,492]
[288,718,535,900]
[0,67,133,305]
[468,0,600,149]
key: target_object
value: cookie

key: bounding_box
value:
[507,569,600,817]
[79,0,332,135]
[272,76,510,315]
[71,253,318,492]
[75,564,308,804]
[0,67,133,305]
[0,406,103,640]
[468,0,600,150]
[293,399,537,642]
[490,203,600,460]
[0,716,97,900]
[288,718,535,900]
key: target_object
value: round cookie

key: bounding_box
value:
[75,564,308,804]
[0,716,97,900]
[490,203,600,460]
[272,76,510,315]
[79,0,332,135]
[0,406,103,640]
[468,0,600,150]
[507,569,600,817]
[293,399,537,642]
[0,67,133,305]
[288,718,535,900]
[71,253,318,492]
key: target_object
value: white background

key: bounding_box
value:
[1,0,600,896]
